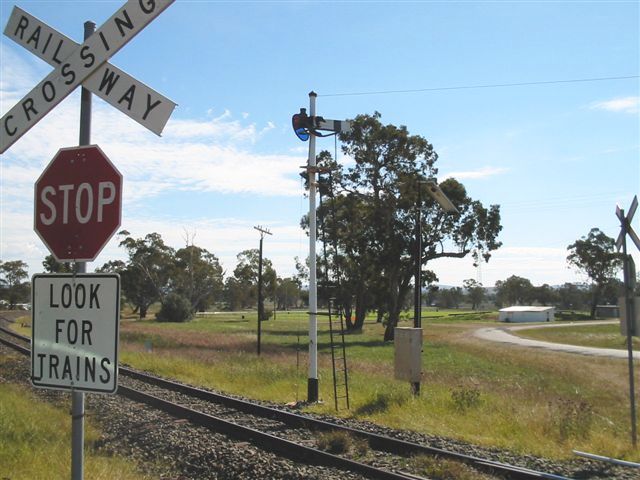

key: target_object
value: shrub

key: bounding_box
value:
[317,430,352,454]
[156,293,193,323]
[450,386,482,412]
[260,308,273,321]
[546,398,594,441]
[411,455,491,480]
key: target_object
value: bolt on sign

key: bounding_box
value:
[31,274,120,394]
[1,0,176,153]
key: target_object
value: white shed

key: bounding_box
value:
[499,306,555,323]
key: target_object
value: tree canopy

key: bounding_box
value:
[0,260,29,308]
[308,112,503,339]
[567,228,622,317]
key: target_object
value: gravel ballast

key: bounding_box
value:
[1,338,637,480]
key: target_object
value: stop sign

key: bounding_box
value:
[34,145,122,262]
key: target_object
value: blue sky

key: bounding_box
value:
[1,0,638,287]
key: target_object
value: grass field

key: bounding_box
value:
[517,322,640,350]
[0,354,151,480]
[6,308,640,462]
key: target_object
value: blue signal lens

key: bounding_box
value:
[295,128,310,142]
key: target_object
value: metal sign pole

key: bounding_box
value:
[412,183,422,395]
[258,232,263,355]
[71,19,95,480]
[620,213,638,448]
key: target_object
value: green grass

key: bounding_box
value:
[113,311,640,460]
[517,323,640,350]
[0,373,150,480]
[9,309,640,461]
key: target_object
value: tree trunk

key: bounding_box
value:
[343,304,354,330]
[383,272,413,341]
[352,299,367,331]
[139,305,148,319]
[590,285,602,319]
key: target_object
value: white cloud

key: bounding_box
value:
[589,96,639,114]
[441,166,508,180]
[429,246,578,287]
[0,45,306,278]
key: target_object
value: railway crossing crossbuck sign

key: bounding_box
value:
[1,0,176,153]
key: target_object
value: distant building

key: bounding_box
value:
[499,306,555,323]
[595,305,620,318]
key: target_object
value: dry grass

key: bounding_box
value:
[9,311,640,460]
[0,379,150,480]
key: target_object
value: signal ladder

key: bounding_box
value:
[328,297,350,411]
[317,169,350,411]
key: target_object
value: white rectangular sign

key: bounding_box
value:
[3,6,176,136]
[0,0,175,153]
[31,274,120,393]
[317,118,352,133]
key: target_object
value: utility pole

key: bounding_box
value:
[411,179,458,396]
[254,225,272,356]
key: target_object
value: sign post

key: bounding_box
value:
[1,2,176,479]
[616,195,639,448]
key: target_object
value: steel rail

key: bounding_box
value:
[123,366,560,479]
[1,325,570,479]
[118,384,416,480]
[0,330,417,480]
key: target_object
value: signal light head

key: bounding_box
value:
[292,109,310,141]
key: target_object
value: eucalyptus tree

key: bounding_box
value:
[103,231,176,318]
[310,112,502,340]
[494,275,535,307]
[42,254,73,273]
[174,245,224,312]
[567,228,622,318]
[231,249,277,310]
[463,278,485,310]
[0,260,29,308]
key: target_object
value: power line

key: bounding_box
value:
[319,75,640,98]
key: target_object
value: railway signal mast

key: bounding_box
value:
[292,92,351,402]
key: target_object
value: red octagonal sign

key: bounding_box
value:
[34,145,122,262]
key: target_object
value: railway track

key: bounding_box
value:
[0,323,576,480]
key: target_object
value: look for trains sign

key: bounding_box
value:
[0,0,176,153]
[32,274,120,393]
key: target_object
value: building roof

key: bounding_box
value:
[499,306,554,312]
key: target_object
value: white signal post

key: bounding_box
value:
[302,93,352,402]
[307,92,319,402]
